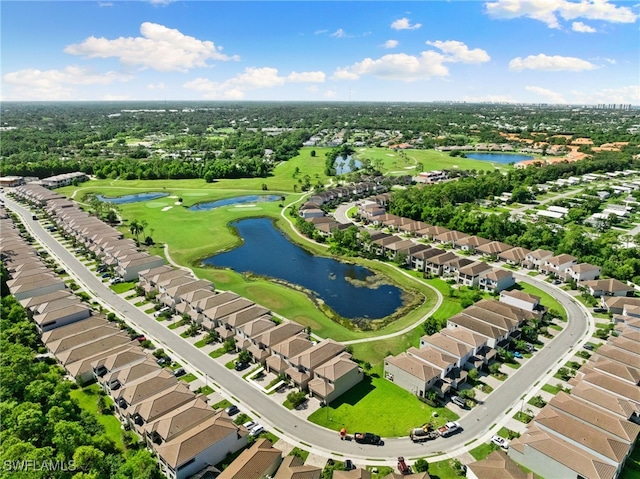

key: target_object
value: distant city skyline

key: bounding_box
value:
[1,1,638,105]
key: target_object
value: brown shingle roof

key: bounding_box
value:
[216,438,282,479]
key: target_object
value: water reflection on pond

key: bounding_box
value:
[189,195,282,211]
[97,192,169,204]
[203,218,403,320]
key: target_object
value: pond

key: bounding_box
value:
[335,155,362,175]
[189,195,282,211]
[203,218,403,320]
[97,192,169,204]
[465,153,533,164]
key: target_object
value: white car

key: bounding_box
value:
[243,421,257,431]
[491,435,509,449]
[154,306,170,317]
[249,424,265,437]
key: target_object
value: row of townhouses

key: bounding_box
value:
[508,307,640,479]
[11,184,364,406]
[0,206,250,479]
[384,291,544,400]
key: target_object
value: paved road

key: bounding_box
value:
[4,194,590,465]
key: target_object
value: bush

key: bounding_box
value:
[139,339,153,349]
[413,459,429,473]
[286,391,307,408]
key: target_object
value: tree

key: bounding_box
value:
[238,349,252,364]
[286,390,307,409]
[73,445,105,473]
[413,458,429,473]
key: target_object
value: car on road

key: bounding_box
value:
[249,424,265,436]
[224,405,240,416]
[491,435,509,449]
[353,432,382,445]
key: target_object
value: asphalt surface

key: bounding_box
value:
[4,194,590,464]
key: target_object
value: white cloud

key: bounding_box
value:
[526,85,567,103]
[571,85,640,104]
[314,29,329,35]
[391,17,422,30]
[426,40,491,63]
[324,90,337,98]
[330,28,350,38]
[98,2,113,7]
[287,71,326,83]
[333,40,489,82]
[383,39,399,49]
[485,0,637,29]
[509,53,596,71]
[64,22,239,72]
[147,82,166,90]
[332,51,449,81]
[572,21,596,32]
[183,67,325,99]
[2,65,132,100]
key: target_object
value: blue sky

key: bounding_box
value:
[1,1,638,104]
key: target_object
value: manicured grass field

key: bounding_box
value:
[109,281,136,294]
[307,375,458,437]
[514,283,567,320]
[70,384,124,450]
[179,373,197,383]
[469,442,500,460]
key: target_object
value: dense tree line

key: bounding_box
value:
[0,290,161,479]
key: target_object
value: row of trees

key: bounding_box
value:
[0,293,161,479]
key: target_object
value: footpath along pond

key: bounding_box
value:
[203,218,404,320]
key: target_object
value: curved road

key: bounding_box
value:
[5,194,591,466]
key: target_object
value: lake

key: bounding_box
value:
[335,155,362,175]
[203,218,403,320]
[189,195,282,211]
[465,153,533,164]
[97,192,168,204]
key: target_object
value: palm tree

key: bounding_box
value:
[130,220,143,244]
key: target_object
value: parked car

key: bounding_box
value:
[224,405,240,416]
[107,378,121,391]
[96,265,108,273]
[156,357,171,366]
[249,424,265,437]
[584,344,594,351]
[154,306,170,317]
[132,335,146,342]
[173,368,186,377]
[451,396,467,408]
[353,432,382,445]
[491,435,509,449]
[552,279,561,285]
[344,459,354,471]
[513,351,523,359]
[243,421,257,431]
[109,277,123,285]
[101,273,111,279]
[593,307,607,313]
[234,361,249,371]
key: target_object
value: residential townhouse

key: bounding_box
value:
[246,321,306,364]
[384,352,442,398]
[583,278,635,298]
[457,261,494,287]
[333,469,372,479]
[397,243,431,267]
[383,238,415,261]
[45,322,122,355]
[126,382,195,433]
[7,274,67,300]
[420,331,476,369]
[116,253,165,281]
[285,339,345,390]
[433,230,469,246]
[478,268,516,293]
[215,438,282,479]
[273,455,322,479]
[446,312,509,349]
[498,247,532,266]
[308,352,364,404]
[424,251,458,276]
[563,263,601,283]
[456,235,491,253]
[160,279,214,309]
[265,333,314,375]
[540,254,578,277]
[201,297,255,330]
[33,302,93,332]
[603,296,640,315]
[467,450,533,479]
[418,225,451,241]
[442,256,476,278]
[410,247,448,272]
[397,220,430,236]
[523,249,554,270]
[499,290,542,313]
[476,241,514,258]
[155,410,249,479]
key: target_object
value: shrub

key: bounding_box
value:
[286,390,307,408]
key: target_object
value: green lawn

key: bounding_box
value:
[307,375,458,437]
[512,283,567,320]
[197,385,214,395]
[109,281,136,294]
[212,399,231,410]
[209,348,227,359]
[541,383,562,395]
[469,442,500,460]
[179,373,197,383]
[69,384,124,450]
[620,437,640,479]
[427,459,468,479]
